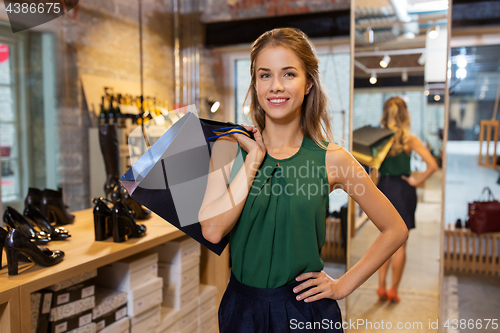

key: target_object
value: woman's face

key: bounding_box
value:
[254,45,312,123]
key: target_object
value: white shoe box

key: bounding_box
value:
[198,309,217,333]
[154,236,200,265]
[158,257,199,288]
[152,307,180,333]
[97,252,158,291]
[177,297,199,333]
[162,278,199,310]
[127,276,163,317]
[99,317,129,333]
[130,305,161,333]
[197,285,216,315]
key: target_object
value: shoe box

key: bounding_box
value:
[130,304,161,333]
[153,306,180,333]
[197,285,217,333]
[153,236,201,266]
[91,286,128,331]
[99,316,129,333]
[97,252,158,291]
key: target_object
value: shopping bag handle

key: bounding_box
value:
[479,187,496,202]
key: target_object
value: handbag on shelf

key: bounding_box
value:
[467,187,500,233]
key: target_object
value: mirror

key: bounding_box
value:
[348,0,449,328]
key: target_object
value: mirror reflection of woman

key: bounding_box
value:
[199,28,409,332]
[376,97,439,303]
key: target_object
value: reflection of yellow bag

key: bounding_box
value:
[352,136,395,169]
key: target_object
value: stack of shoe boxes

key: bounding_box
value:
[31,270,98,333]
[97,252,162,333]
[197,285,217,333]
[92,287,128,332]
[155,236,201,333]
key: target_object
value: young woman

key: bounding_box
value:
[376,97,438,304]
[199,28,408,332]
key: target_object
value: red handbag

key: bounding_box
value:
[468,187,500,233]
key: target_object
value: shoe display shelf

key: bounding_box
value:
[0,208,230,333]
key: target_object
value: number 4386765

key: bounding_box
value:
[444,319,498,330]
[6,2,61,14]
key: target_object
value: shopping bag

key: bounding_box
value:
[120,111,253,255]
[353,125,394,157]
[468,187,500,233]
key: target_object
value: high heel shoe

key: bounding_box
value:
[111,185,151,220]
[112,200,146,243]
[386,288,400,304]
[3,207,51,244]
[23,205,71,241]
[5,229,65,275]
[93,197,113,241]
[42,188,75,225]
[0,227,35,269]
[377,286,387,302]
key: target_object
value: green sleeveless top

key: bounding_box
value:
[228,135,330,288]
[379,151,411,177]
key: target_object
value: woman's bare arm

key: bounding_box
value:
[402,135,439,187]
[198,136,264,244]
[326,145,409,298]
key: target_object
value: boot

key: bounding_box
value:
[25,187,43,210]
[42,188,75,225]
[99,124,120,199]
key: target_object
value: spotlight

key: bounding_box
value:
[418,53,425,66]
[456,68,467,79]
[424,90,429,96]
[365,27,374,44]
[401,70,408,82]
[380,55,391,68]
[205,99,220,114]
[434,95,441,101]
[428,23,440,39]
[369,73,377,84]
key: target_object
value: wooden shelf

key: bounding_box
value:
[0,208,229,333]
[0,282,20,333]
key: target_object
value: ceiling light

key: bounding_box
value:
[428,23,440,39]
[403,32,415,39]
[365,27,374,44]
[434,95,441,101]
[456,68,467,80]
[424,90,429,96]
[210,101,220,113]
[418,53,425,66]
[369,73,377,85]
[401,70,408,82]
[457,57,467,68]
[380,55,391,68]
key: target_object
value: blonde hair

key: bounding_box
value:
[244,28,335,150]
[381,97,411,157]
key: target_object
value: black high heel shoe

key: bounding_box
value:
[42,188,75,225]
[5,229,65,275]
[1,227,37,269]
[23,205,71,241]
[93,197,113,241]
[3,207,51,244]
[111,185,151,220]
[112,200,146,243]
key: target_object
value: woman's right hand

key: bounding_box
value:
[233,125,266,163]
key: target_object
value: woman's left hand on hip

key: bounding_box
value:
[293,271,344,302]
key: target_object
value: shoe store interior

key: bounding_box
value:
[0,0,500,332]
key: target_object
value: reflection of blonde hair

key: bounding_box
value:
[245,28,335,150]
[381,97,411,157]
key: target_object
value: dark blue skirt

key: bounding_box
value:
[377,175,417,230]
[218,271,344,332]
